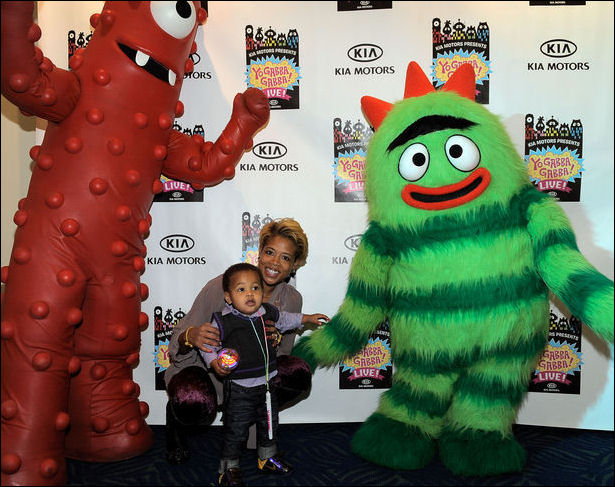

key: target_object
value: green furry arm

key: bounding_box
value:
[527,196,614,343]
[292,235,392,371]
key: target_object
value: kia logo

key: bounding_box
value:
[540,39,577,58]
[344,234,362,251]
[347,43,383,62]
[160,234,194,253]
[252,141,287,159]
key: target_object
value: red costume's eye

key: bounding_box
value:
[150,1,196,39]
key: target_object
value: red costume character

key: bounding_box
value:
[0,2,270,485]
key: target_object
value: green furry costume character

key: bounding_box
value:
[292,62,614,476]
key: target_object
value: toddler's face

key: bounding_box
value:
[225,270,264,315]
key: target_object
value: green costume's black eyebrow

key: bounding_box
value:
[387,115,477,152]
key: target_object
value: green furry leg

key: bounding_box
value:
[438,427,526,476]
[351,413,436,470]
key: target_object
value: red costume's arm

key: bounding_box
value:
[162,87,270,187]
[0,1,80,122]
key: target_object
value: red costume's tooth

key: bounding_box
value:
[89,177,108,195]
[13,209,28,227]
[32,351,53,371]
[55,412,70,431]
[64,136,83,154]
[45,192,64,209]
[30,301,50,320]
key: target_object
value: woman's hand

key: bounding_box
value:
[301,313,330,326]
[186,322,221,353]
[210,358,231,377]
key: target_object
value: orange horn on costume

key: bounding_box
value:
[361,61,477,129]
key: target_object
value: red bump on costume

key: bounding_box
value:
[89,177,109,195]
[8,73,29,93]
[85,107,104,125]
[32,352,52,371]
[57,269,75,287]
[29,301,50,319]
[114,205,132,222]
[126,352,140,366]
[1,453,21,475]
[139,401,149,417]
[125,170,141,186]
[91,417,110,433]
[0,321,15,340]
[132,256,145,274]
[133,112,148,128]
[152,179,163,194]
[90,364,107,381]
[107,138,125,156]
[121,380,136,396]
[66,308,83,326]
[112,324,129,341]
[184,59,194,74]
[37,153,54,170]
[69,54,84,71]
[139,283,149,301]
[90,13,100,28]
[220,138,233,155]
[111,240,128,257]
[45,192,64,209]
[175,100,184,117]
[0,266,8,283]
[64,137,83,154]
[125,419,142,435]
[93,68,110,86]
[67,356,81,375]
[39,58,53,73]
[12,246,31,264]
[55,412,70,431]
[223,166,235,179]
[100,10,115,28]
[60,219,80,236]
[1,400,18,420]
[34,46,43,64]
[121,282,137,298]
[137,219,149,237]
[188,156,202,171]
[29,145,41,160]
[153,145,167,160]
[138,312,148,330]
[40,88,57,106]
[13,210,28,227]
[39,458,59,479]
[26,23,41,42]
[158,113,173,130]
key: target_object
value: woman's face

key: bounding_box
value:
[258,235,297,288]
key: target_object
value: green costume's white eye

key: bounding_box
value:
[150,1,196,39]
[399,143,429,181]
[445,135,481,172]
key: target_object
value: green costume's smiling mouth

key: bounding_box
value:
[401,167,491,210]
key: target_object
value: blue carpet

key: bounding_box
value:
[67,423,614,486]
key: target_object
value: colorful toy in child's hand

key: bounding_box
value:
[218,348,240,371]
[0,2,269,486]
[292,61,613,477]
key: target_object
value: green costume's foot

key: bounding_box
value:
[351,413,436,470]
[438,427,526,476]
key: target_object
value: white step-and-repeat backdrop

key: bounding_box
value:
[26,1,614,430]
